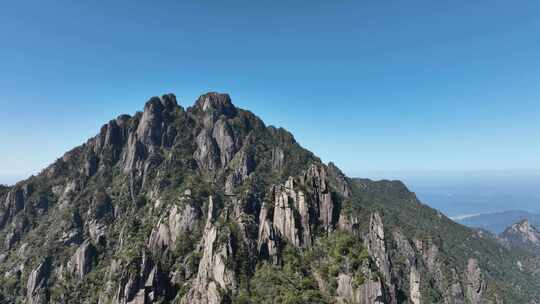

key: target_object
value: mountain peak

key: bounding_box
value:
[507,218,538,236]
[516,218,531,228]
[500,218,540,254]
[143,93,179,113]
[194,92,237,117]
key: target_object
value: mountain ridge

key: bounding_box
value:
[0,92,539,304]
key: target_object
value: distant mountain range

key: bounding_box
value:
[454,210,540,234]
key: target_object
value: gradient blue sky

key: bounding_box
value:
[1,0,539,185]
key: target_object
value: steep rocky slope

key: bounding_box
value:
[500,219,540,255]
[0,92,539,304]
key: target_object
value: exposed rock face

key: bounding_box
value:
[114,252,169,304]
[258,164,340,251]
[409,264,421,304]
[212,119,237,165]
[391,230,415,261]
[465,258,485,304]
[303,164,334,232]
[181,197,236,304]
[120,95,181,196]
[336,273,386,304]
[338,213,360,234]
[193,93,239,172]
[58,211,83,246]
[257,202,282,261]
[356,278,387,304]
[327,162,352,198]
[500,219,540,255]
[195,92,237,120]
[194,130,220,171]
[122,132,147,174]
[271,146,285,170]
[364,213,397,303]
[148,204,201,252]
[26,259,51,304]
[67,241,96,279]
[366,213,389,276]
[447,269,466,304]
[413,238,465,304]
[1,184,32,230]
[504,219,540,243]
[271,182,302,247]
[225,149,255,194]
[95,116,126,163]
[136,95,177,149]
[366,214,391,277]
[390,230,422,304]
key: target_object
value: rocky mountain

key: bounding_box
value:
[1,92,539,304]
[500,219,540,255]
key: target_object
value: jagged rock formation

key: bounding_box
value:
[180,196,237,304]
[465,258,485,304]
[336,272,386,304]
[0,92,538,304]
[500,219,540,255]
[27,258,51,304]
[67,241,96,280]
[409,264,421,304]
[112,252,170,304]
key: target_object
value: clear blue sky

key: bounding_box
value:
[1,0,539,184]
